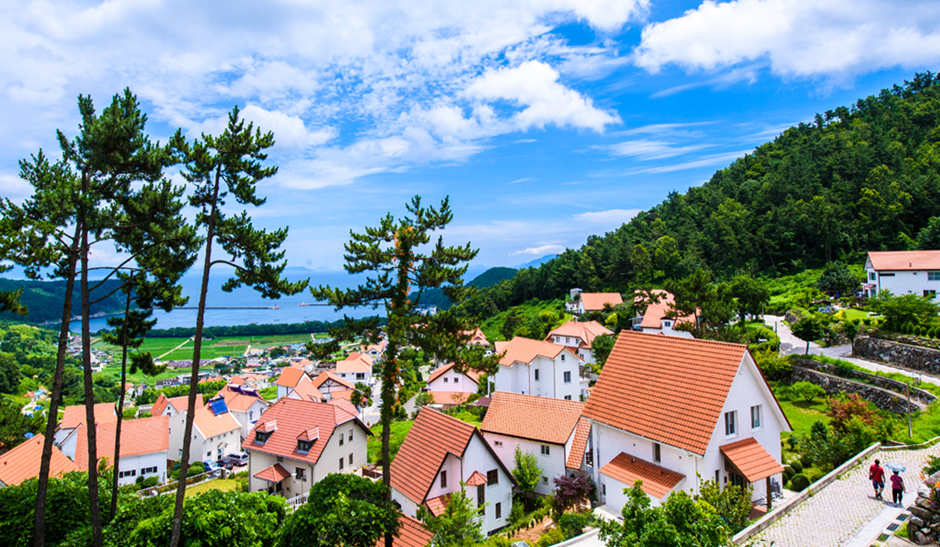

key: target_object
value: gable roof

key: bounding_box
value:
[311,371,356,390]
[428,362,481,385]
[74,415,170,470]
[335,352,373,373]
[192,407,241,439]
[566,418,591,470]
[243,398,368,465]
[582,331,747,455]
[635,290,695,329]
[600,452,685,499]
[720,437,785,483]
[380,512,434,547]
[152,393,205,416]
[59,402,117,430]
[545,320,612,349]
[496,337,579,367]
[579,292,623,312]
[0,435,79,486]
[868,250,940,271]
[481,391,584,445]
[428,391,474,405]
[275,367,308,388]
[327,398,360,420]
[390,408,477,505]
[215,386,269,412]
[462,328,489,346]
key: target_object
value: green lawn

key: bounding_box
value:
[95,333,315,363]
[184,478,240,497]
[778,398,830,439]
[841,309,869,321]
[368,420,413,464]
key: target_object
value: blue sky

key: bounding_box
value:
[2,0,940,271]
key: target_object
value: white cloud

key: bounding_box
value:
[573,208,641,224]
[633,0,940,79]
[0,172,33,203]
[511,244,567,256]
[466,61,620,132]
[185,105,334,150]
[600,139,712,160]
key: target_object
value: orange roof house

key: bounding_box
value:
[864,251,940,301]
[390,408,515,534]
[867,250,940,271]
[632,290,695,336]
[0,435,78,486]
[545,319,612,362]
[59,402,118,430]
[492,337,584,401]
[583,331,790,511]
[63,416,170,485]
[480,392,591,493]
[462,328,490,347]
[151,393,205,417]
[576,292,623,313]
[334,353,373,385]
[426,362,481,405]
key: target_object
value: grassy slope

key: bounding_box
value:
[480,298,570,343]
[368,420,414,464]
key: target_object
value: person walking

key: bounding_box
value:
[870,459,885,500]
[891,470,905,506]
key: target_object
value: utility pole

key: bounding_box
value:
[908,380,913,439]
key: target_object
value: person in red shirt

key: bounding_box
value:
[870,459,885,500]
[891,470,905,506]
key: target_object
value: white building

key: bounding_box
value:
[630,290,695,338]
[545,319,613,365]
[274,368,313,400]
[425,362,481,406]
[391,408,515,536]
[480,392,591,495]
[284,371,356,403]
[150,393,205,417]
[493,337,587,401]
[54,402,117,445]
[242,397,370,498]
[582,331,790,513]
[333,352,374,385]
[573,292,623,316]
[865,250,940,301]
[168,401,242,464]
[213,385,270,439]
[62,415,169,486]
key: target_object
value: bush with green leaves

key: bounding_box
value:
[791,381,826,403]
[0,471,95,547]
[536,527,565,547]
[170,460,205,480]
[754,347,792,381]
[789,460,803,474]
[924,455,940,477]
[790,474,810,491]
[557,512,595,539]
[417,485,483,547]
[694,476,753,534]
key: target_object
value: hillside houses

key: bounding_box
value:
[865,250,940,300]
[214,385,270,438]
[168,400,241,464]
[566,290,623,315]
[582,331,789,512]
[151,393,205,417]
[61,416,170,485]
[425,361,481,406]
[493,337,587,401]
[334,352,374,385]
[545,319,612,364]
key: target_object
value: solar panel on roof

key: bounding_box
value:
[209,398,229,415]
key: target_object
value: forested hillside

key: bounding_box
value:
[0,278,126,324]
[409,266,520,311]
[460,73,940,319]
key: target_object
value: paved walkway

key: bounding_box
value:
[751,443,939,546]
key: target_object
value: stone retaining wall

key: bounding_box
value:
[908,470,940,544]
[790,358,937,405]
[854,337,940,374]
[790,367,920,414]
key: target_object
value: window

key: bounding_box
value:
[925,290,937,297]
[277,456,284,463]
[298,440,313,453]
[715,470,720,484]
[495,502,502,519]
[440,470,447,489]
[869,272,877,281]
[602,483,606,496]
[339,458,344,470]
[653,443,661,464]
[881,273,895,277]
[477,485,485,510]
[207,451,212,458]
[118,469,137,478]
[487,469,499,485]
[339,435,344,446]
[534,369,540,381]
[930,272,940,281]
[141,466,157,475]
[663,321,672,328]
[444,377,449,383]
[356,373,365,380]
[563,371,572,383]
[541,476,548,485]
[561,354,566,361]
[349,429,353,442]
[751,405,762,429]
[725,411,737,436]
[540,445,550,455]
[565,337,570,344]
[494,440,503,447]
[296,467,306,481]
[564,395,572,400]
[349,453,353,465]
[255,431,272,444]
[249,411,253,420]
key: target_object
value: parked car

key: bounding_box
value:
[202,460,221,474]
[216,456,234,470]
[228,452,249,466]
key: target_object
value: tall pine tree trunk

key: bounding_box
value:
[33,227,80,547]
[169,174,219,547]
[109,289,132,521]
[80,220,104,547]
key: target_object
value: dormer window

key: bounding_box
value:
[255,431,272,444]
[297,440,313,453]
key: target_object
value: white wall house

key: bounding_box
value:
[391,408,515,535]
[214,386,270,439]
[630,290,695,338]
[425,362,481,406]
[575,292,623,315]
[168,404,241,464]
[243,397,369,499]
[865,250,940,301]
[583,331,790,514]
[54,402,117,445]
[64,415,169,486]
[481,392,591,495]
[150,393,205,417]
[493,337,586,401]
[274,368,313,400]
[545,319,613,365]
[333,352,374,385]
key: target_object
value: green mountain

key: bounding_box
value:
[0,278,126,324]
[459,73,940,320]
[469,267,517,289]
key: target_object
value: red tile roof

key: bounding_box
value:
[74,416,170,470]
[429,391,474,405]
[193,407,240,439]
[635,290,695,329]
[868,250,940,271]
[60,402,117,430]
[390,408,476,504]
[566,418,591,470]
[582,331,747,455]
[466,471,487,486]
[243,398,367,465]
[253,463,291,483]
[545,320,612,349]
[378,513,434,547]
[327,398,360,420]
[424,493,451,517]
[481,391,584,445]
[335,352,373,373]
[215,386,269,412]
[275,368,308,388]
[720,437,784,483]
[600,452,685,499]
[497,336,580,366]
[428,362,481,385]
[579,292,623,312]
[0,435,79,486]
[462,328,489,347]
[151,393,204,417]
[312,371,355,390]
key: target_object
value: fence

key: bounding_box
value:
[135,470,217,497]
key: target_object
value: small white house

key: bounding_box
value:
[545,319,613,365]
[243,397,370,498]
[0,434,79,487]
[214,385,270,439]
[274,368,313,400]
[63,415,169,486]
[630,290,695,338]
[391,408,515,536]
[54,402,117,445]
[333,352,374,385]
[481,392,591,495]
[425,362,481,406]
[574,292,623,315]
[865,250,940,301]
[582,331,790,513]
[150,393,205,417]
[168,401,242,464]
[493,337,587,401]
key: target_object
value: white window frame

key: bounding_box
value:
[751,405,762,430]
[725,410,737,437]
[540,444,550,456]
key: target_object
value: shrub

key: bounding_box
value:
[754,347,792,381]
[783,466,795,481]
[791,381,826,403]
[924,455,940,477]
[789,461,803,474]
[536,527,565,547]
[557,512,594,539]
[790,474,810,491]
[805,467,825,483]
[800,453,813,469]
[508,500,526,526]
